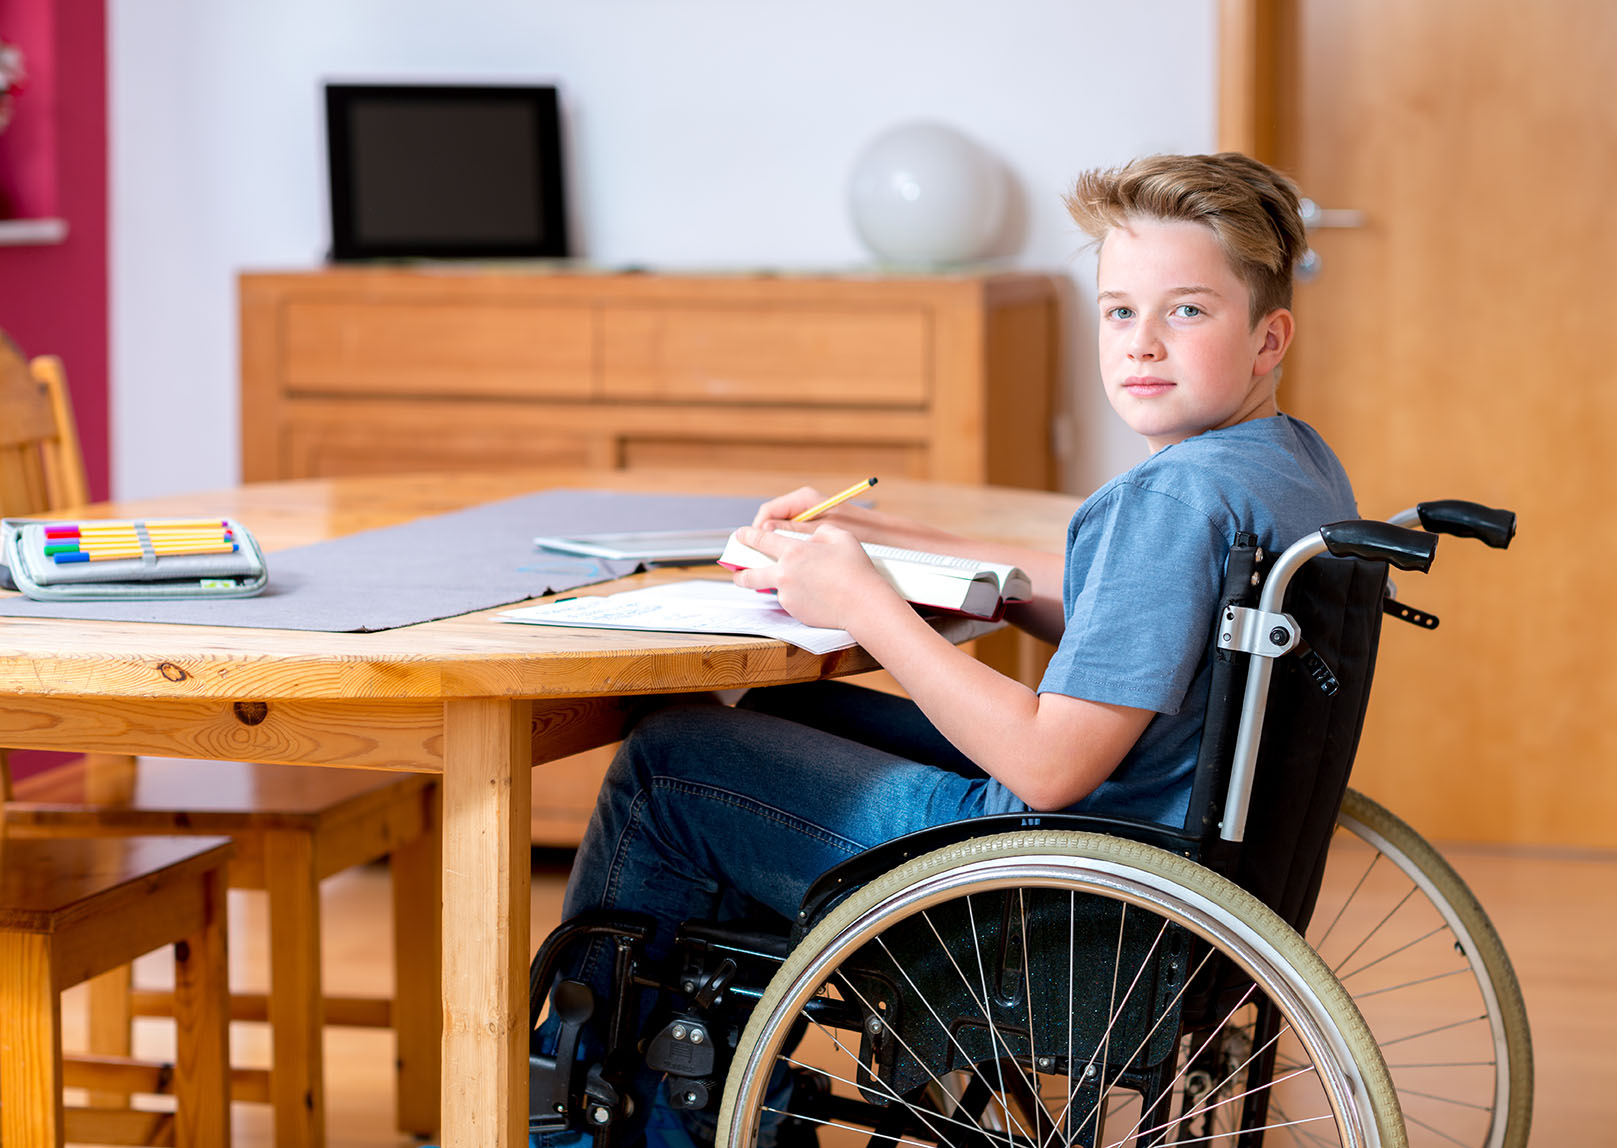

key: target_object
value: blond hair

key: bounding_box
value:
[1065,152,1307,326]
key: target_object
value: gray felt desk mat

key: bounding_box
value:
[0,489,765,633]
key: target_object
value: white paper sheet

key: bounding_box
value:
[496,579,857,654]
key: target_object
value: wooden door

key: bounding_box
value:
[1222,0,1617,848]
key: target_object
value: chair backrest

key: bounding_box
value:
[0,329,90,518]
[1184,537,1390,931]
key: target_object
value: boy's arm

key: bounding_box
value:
[730,524,1152,810]
[752,487,1069,646]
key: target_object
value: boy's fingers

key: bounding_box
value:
[752,486,824,528]
[734,525,791,556]
[730,565,776,591]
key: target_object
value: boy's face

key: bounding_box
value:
[1095,218,1292,452]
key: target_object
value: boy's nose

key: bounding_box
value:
[1128,325,1164,360]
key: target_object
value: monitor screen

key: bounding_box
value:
[325,83,568,261]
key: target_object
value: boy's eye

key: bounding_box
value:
[1172,304,1204,318]
[1105,306,1135,320]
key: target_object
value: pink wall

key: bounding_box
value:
[0,0,108,502]
[0,0,106,784]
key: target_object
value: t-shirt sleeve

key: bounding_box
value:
[1037,482,1225,714]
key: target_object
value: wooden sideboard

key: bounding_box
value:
[238,266,1066,844]
[240,266,1063,487]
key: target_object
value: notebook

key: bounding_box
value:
[719,529,1032,621]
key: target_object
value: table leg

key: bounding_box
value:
[265,828,326,1148]
[392,782,444,1136]
[0,931,65,1147]
[173,866,232,1148]
[441,698,533,1148]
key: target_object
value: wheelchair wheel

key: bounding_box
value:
[718,830,1404,1148]
[1312,789,1533,1148]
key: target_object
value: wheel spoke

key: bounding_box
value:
[1336,923,1452,985]
[1071,945,1218,1143]
[1311,848,1384,951]
[757,1103,940,1148]
[1377,1013,1490,1049]
[1401,1108,1481,1148]
[1398,1086,1493,1112]
[868,927,1033,1144]
[1110,984,1256,1146]
[1129,1065,1317,1146]
[1111,1111,1337,1148]
[779,1050,1018,1146]
[826,969,1017,1147]
[1329,886,1419,976]
[1350,964,1474,1001]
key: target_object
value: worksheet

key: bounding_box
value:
[496,579,857,654]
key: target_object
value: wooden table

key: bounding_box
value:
[0,468,1078,1146]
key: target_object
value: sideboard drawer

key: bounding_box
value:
[599,305,930,406]
[282,300,596,400]
[620,436,927,476]
[279,406,606,478]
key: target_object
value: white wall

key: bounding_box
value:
[109,0,1218,500]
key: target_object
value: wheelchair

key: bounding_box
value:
[528,500,1528,1148]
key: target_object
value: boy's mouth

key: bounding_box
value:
[1124,376,1175,396]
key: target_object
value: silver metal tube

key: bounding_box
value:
[1219,530,1332,842]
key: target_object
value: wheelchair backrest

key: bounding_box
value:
[1184,536,1390,932]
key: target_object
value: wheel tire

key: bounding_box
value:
[1317,789,1533,1148]
[718,830,1405,1148]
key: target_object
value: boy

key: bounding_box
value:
[538,152,1356,1143]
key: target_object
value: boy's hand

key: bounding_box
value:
[729,523,898,632]
[750,485,892,542]
[751,486,825,529]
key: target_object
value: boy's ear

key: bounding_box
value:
[1253,308,1295,376]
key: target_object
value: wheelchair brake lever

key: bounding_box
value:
[529,979,595,1133]
[692,956,737,1009]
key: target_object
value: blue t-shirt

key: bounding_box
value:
[1037,415,1357,828]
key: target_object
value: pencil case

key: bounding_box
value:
[1,517,269,601]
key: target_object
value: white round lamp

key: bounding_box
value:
[847,121,1007,266]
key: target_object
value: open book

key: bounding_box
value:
[719,529,1032,622]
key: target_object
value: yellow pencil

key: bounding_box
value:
[53,544,238,564]
[59,530,233,542]
[791,477,878,523]
[48,518,228,533]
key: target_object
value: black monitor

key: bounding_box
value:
[324,82,569,261]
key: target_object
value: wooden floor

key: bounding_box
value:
[60,841,1616,1146]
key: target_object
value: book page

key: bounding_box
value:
[497,579,857,654]
[773,530,1024,584]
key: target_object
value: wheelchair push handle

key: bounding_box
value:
[1415,499,1517,549]
[1319,520,1438,573]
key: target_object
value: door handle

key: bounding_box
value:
[1295,199,1367,281]
[1299,198,1367,229]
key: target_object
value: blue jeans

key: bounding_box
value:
[533,681,1029,1144]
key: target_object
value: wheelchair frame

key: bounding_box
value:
[528,500,1528,1148]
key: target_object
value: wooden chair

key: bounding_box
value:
[0,832,235,1147]
[0,331,443,1147]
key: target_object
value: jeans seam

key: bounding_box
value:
[649,774,870,856]
[575,784,658,991]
